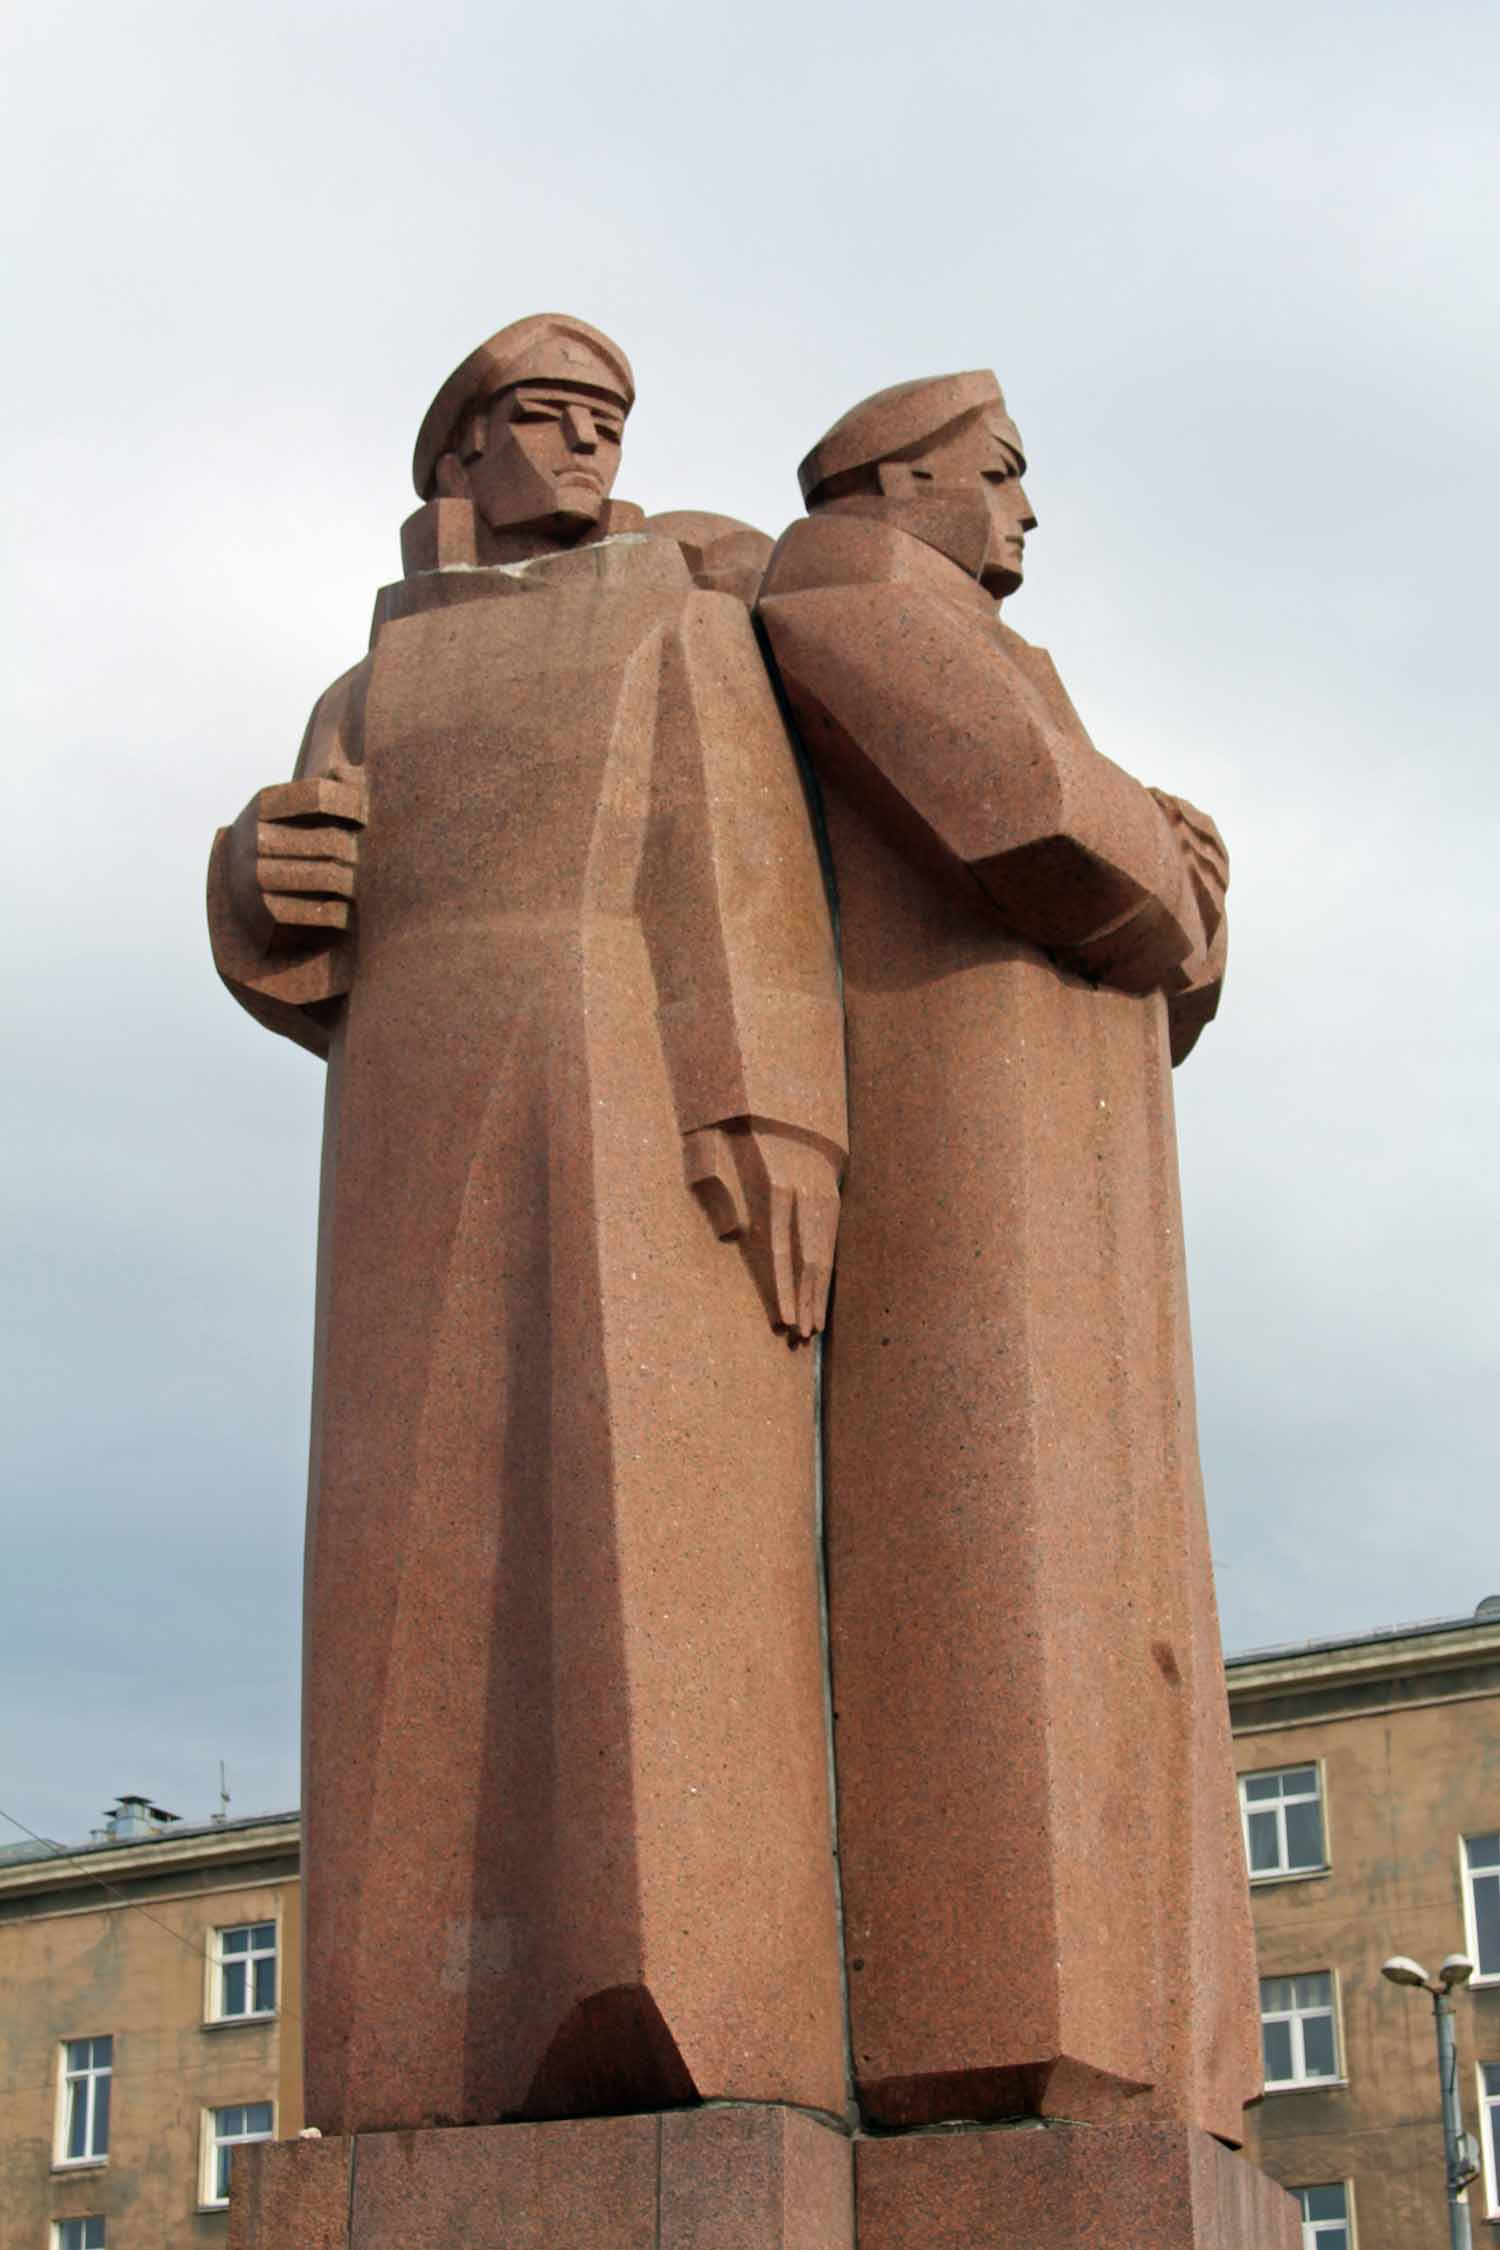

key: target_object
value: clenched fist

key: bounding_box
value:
[226,764,367,951]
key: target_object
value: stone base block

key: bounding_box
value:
[856,2122,1301,2249]
[228,2104,854,2250]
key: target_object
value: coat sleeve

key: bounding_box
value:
[639,594,847,1160]
[206,662,368,1059]
[758,568,1206,995]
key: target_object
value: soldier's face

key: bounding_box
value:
[908,414,1036,596]
[466,384,626,535]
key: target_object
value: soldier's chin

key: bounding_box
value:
[552,480,607,529]
[980,558,1023,599]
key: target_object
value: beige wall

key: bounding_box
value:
[0,1840,299,2250]
[1235,1685,1500,2250]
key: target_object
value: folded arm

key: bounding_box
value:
[759,576,1210,997]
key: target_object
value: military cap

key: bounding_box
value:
[798,370,1024,505]
[413,313,635,498]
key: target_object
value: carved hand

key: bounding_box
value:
[684,1123,843,1341]
[226,764,368,950]
[1149,790,1228,962]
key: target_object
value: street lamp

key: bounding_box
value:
[1381,1950,1480,2250]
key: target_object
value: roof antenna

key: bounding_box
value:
[214,1762,231,1826]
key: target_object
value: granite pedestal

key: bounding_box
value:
[229,2110,1299,2250]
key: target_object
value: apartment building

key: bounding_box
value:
[0,1797,300,2250]
[8,1607,1500,2250]
[1229,1603,1500,2249]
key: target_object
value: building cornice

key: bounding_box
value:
[0,1816,300,1907]
[1227,1617,1500,1731]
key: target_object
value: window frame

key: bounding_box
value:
[52,2221,106,2250]
[1461,1832,1500,1986]
[199,2099,276,2209]
[1259,1971,1343,2091]
[206,1918,279,2024]
[1238,1761,1329,1884]
[1293,2181,1353,2248]
[1478,2062,1500,2220]
[53,2038,113,2168]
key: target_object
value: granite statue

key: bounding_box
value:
[757,370,1259,2146]
[209,314,848,2137]
[214,329,1296,2250]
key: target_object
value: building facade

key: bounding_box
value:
[1230,1606,1500,2249]
[0,1799,300,2250]
[9,1614,1500,2250]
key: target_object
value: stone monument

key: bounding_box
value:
[212,321,1298,2247]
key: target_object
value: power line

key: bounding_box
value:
[0,1802,303,2028]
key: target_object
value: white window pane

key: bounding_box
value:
[1263,2018,1294,2080]
[246,2103,273,2134]
[84,2225,106,2250]
[250,1922,275,1948]
[216,2143,233,2200]
[1303,2014,1337,2077]
[1244,1774,1282,1802]
[1468,1832,1500,1871]
[252,1955,276,2013]
[1261,1976,1295,2012]
[1296,1973,1332,2008]
[223,1959,247,2015]
[66,2039,90,2072]
[1481,2062,1500,2095]
[1248,1811,1281,1872]
[1474,1874,1500,1975]
[1285,1798,1325,1869]
[1301,2185,1347,2221]
[1283,1767,1317,1795]
[222,1927,250,1955]
[66,2082,87,2160]
[92,2073,110,2156]
[91,2038,112,2068]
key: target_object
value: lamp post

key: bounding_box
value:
[1381,1951,1479,2250]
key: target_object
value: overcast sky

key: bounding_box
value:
[4,0,1497,1846]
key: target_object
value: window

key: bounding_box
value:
[201,2102,274,2206]
[1240,1766,1326,1879]
[1464,1833,1500,1978]
[56,2038,112,2164]
[54,2223,106,2250]
[1295,2184,1350,2248]
[1260,1973,1340,2087]
[211,1922,277,2020]
[1480,2063,1500,2218]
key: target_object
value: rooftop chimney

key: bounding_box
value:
[92,1795,183,1845]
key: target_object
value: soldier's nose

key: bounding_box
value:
[562,404,599,451]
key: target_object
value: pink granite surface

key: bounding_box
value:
[857,2123,1302,2249]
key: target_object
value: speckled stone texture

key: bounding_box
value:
[211,525,848,2132]
[759,452,1258,2142]
[227,2133,351,2250]
[856,2124,1302,2249]
[229,2108,854,2250]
